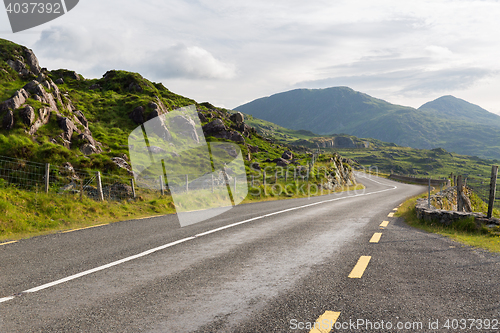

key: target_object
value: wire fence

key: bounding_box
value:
[0,155,344,202]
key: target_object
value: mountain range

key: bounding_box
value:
[235,87,500,159]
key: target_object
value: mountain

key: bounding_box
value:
[235,87,500,159]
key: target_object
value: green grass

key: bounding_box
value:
[396,191,500,253]
[0,178,364,242]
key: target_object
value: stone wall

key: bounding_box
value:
[390,174,450,187]
[415,187,500,227]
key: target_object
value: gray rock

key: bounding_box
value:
[55,78,64,85]
[247,145,259,153]
[171,115,199,142]
[202,119,226,135]
[89,83,101,90]
[2,110,14,130]
[129,106,145,124]
[145,146,166,154]
[20,105,35,126]
[282,151,293,160]
[73,111,88,128]
[80,143,101,155]
[58,117,79,141]
[69,71,81,80]
[214,130,245,143]
[111,157,132,171]
[272,158,290,167]
[147,109,160,121]
[24,48,42,75]
[197,112,208,123]
[230,112,244,124]
[1,88,30,111]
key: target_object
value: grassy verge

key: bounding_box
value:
[0,181,364,242]
[396,192,500,253]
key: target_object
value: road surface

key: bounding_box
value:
[1,174,499,332]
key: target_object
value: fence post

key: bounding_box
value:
[487,165,498,219]
[80,179,83,201]
[44,163,50,194]
[263,171,266,186]
[96,171,104,201]
[212,174,215,193]
[234,176,237,195]
[294,168,297,181]
[186,174,189,192]
[275,170,278,184]
[160,175,165,196]
[130,178,136,198]
[285,171,288,183]
[457,175,463,212]
[428,178,431,209]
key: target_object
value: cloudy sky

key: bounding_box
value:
[1,0,500,114]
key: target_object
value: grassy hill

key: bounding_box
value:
[235,87,500,160]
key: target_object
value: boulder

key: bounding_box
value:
[68,71,81,80]
[19,105,35,126]
[214,130,245,143]
[229,112,244,124]
[2,110,14,130]
[89,83,101,90]
[147,109,160,121]
[202,119,227,135]
[197,112,208,123]
[80,143,101,155]
[58,117,78,141]
[129,106,144,124]
[6,59,30,76]
[111,157,132,172]
[171,115,199,142]
[282,151,293,160]
[55,78,64,85]
[1,88,30,111]
[272,158,290,167]
[247,145,259,153]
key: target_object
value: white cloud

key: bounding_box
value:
[142,44,236,80]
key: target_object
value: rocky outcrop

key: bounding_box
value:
[2,110,14,130]
[19,105,35,126]
[129,106,144,124]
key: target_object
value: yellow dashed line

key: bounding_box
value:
[387,212,394,217]
[309,311,341,333]
[61,223,108,234]
[0,241,17,246]
[369,233,382,243]
[348,256,371,278]
[380,221,389,227]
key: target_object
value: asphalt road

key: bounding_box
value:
[1,174,499,332]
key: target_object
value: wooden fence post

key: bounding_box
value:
[160,175,165,196]
[263,171,266,186]
[80,179,83,201]
[45,163,50,194]
[457,175,463,212]
[487,165,498,219]
[96,171,104,201]
[275,170,278,184]
[212,174,215,192]
[130,178,136,198]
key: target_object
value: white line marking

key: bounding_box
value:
[1,175,397,303]
[0,296,15,303]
